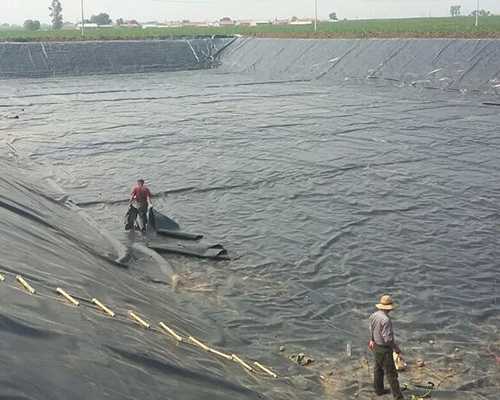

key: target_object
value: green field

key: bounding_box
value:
[1,16,500,41]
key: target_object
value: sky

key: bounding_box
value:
[0,0,498,25]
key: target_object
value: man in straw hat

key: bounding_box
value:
[369,295,405,399]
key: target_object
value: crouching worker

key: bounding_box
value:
[129,179,152,230]
[369,295,405,400]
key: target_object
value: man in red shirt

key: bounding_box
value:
[129,179,152,230]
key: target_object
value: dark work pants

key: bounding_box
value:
[373,344,404,400]
[137,202,148,230]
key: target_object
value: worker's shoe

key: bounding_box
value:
[375,388,391,396]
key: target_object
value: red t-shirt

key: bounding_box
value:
[131,185,151,203]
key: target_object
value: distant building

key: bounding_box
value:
[75,23,99,30]
[255,20,272,26]
[167,21,182,28]
[142,23,172,29]
[274,19,290,25]
[121,23,141,29]
[236,20,255,26]
[290,18,315,25]
[182,21,209,27]
[214,20,235,27]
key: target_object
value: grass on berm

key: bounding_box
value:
[1,16,500,41]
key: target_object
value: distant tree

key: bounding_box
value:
[116,18,124,26]
[49,0,63,29]
[24,20,41,31]
[329,12,338,20]
[220,17,231,21]
[450,5,462,17]
[125,19,140,25]
[470,9,491,17]
[182,20,190,23]
[90,13,112,26]
[291,16,298,22]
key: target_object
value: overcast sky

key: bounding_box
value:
[1,0,498,24]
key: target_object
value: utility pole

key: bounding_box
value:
[475,0,479,27]
[314,0,318,31]
[81,0,85,36]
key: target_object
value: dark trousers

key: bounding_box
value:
[373,344,404,400]
[136,202,148,230]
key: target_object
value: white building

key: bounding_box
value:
[75,23,114,30]
[290,18,315,25]
[75,23,99,30]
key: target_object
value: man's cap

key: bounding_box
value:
[137,179,145,184]
[376,295,398,310]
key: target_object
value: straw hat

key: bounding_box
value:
[376,295,398,310]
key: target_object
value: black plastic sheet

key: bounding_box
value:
[1,38,499,400]
[0,38,234,78]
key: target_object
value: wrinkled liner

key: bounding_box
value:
[0,38,235,78]
[220,37,500,93]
